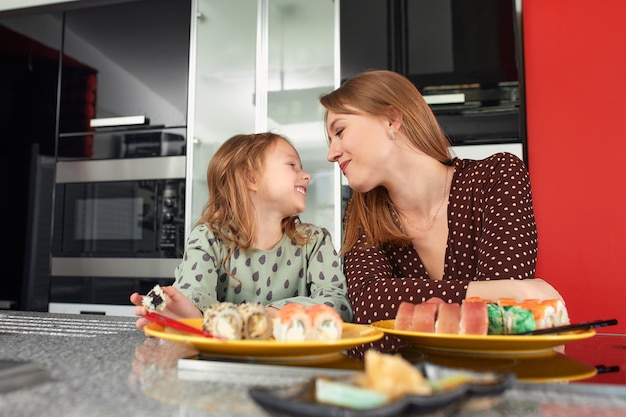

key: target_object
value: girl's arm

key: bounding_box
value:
[271,227,353,322]
[173,225,222,312]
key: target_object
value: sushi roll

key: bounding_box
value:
[237,302,273,340]
[541,299,570,326]
[496,298,519,307]
[459,300,488,335]
[503,306,536,334]
[142,284,169,312]
[202,302,244,340]
[272,303,312,341]
[487,303,505,335]
[411,303,439,333]
[394,302,416,331]
[434,303,461,334]
[306,304,343,341]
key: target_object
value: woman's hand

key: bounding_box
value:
[466,278,565,303]
[129,286,202,330]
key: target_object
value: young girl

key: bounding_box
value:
[130,132,352,329]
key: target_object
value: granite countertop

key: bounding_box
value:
[1,310,625,417]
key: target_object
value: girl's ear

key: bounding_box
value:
[245,169,258,191]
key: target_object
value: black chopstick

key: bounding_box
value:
[517,319,618,336]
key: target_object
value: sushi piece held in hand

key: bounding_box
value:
[142,285,170,313]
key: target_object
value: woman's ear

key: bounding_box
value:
[387,107,403,131]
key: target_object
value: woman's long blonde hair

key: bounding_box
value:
[319,70,453,253]
[197,132,309,253]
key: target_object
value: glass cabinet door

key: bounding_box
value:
[188,0,340,245]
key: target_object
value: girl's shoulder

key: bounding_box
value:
[295,223,333,246]
[188,223,223,245]
[295,222,326,238]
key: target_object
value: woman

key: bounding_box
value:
[320,70,562,350]
[130,132,352,329]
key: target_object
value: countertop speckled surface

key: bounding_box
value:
[1,311,625,417]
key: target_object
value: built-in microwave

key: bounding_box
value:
[49,155,185,315]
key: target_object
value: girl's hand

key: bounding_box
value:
[129,286,202,330]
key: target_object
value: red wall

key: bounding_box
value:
[524,0,626,333]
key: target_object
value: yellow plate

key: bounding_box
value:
[370,320,596,356]
[420,349,598,383]
[144,319,383,360]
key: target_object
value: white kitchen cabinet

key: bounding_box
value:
[187,0,341,245]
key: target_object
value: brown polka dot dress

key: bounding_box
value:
[344,152,537,353]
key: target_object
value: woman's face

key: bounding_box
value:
[326,109,391,193]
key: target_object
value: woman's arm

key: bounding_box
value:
[344,235,470,324]
[473,152,538,280]
[466,278,564,303]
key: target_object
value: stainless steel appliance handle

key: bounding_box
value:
[50,258,180,278]
[55,156,186,183]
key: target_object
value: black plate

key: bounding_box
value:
[248,363,515,417]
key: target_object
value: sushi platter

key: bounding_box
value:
[144,319,384,360]
[370,319,596,356]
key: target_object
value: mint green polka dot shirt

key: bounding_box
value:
[174,223,353,322]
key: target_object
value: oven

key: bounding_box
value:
[49,155,185,315]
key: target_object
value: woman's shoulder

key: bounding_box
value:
[454,152,527,178]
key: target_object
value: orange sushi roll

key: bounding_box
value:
[520,299,541,309]
[530,304,558,330]
[306,304,343,341]
[464,296,493,304]
[540,299,570,326]
[272,303,311,341]
[497,298,519,307]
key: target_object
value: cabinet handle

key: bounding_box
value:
[423,93,465,105]
[90,115,148,128]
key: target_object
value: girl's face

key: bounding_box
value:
[326,109,391,193]
[256,139,311,217]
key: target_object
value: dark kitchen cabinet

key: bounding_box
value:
[0,0,192,312]
[59,0,191,159]
[340,0,525,151]
[0,13,63,310]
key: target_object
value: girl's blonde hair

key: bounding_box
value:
[319,70,453,253]
[197,132,309,251]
